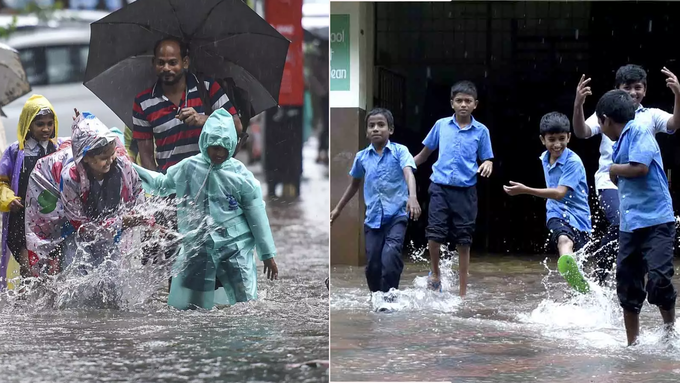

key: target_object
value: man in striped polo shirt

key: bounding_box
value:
[132,37,242,274]
[132,37,242,173]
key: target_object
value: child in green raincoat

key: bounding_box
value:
[133,108,278,310]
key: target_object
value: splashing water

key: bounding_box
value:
[1,197,185,310]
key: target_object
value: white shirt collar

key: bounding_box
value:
[24,137,49,152]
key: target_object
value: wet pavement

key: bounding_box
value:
[330,254,680,383]
[0,138,329,382]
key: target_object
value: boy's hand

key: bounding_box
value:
[263,258,278,280]
[478,160,493,178]
[407,196,421,221]
[9,198,23,212]
[72,108,80,121]
[503,181,526,196]
[575,75,592,106]
[662,67,680,95]
[330,208,340,225]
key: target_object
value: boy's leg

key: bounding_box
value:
[640,222,677,330]
[427,240,443,287]
[547,218,578,256]
[364,224,386,293]
[595,189,620,284]
[556,235,575,256]
[380,216,408,292]
[425,183,451,288]
[450,186,477,298]
[456,245,470,297]
[616,229,646,346]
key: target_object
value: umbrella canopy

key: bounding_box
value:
[83,0,290,128]
[0,42,31,117]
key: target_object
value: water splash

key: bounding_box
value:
[0,197,192,311]
[331,251,463,314]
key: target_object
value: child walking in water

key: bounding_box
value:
[60,112,145,270]
[597,89,677,346]
[331,108,420,301]
[0,95,62,286]
[133,108,278,310]
[504,112,592,292]
[414,81,493,297]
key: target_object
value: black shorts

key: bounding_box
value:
[616,222,677,314]
[546,217,590,253]
[425,183,477,246]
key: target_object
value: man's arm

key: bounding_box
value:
[415,122,439,166]
[610,163,649,178]
[403,166,421,220]
[661,67,680,132]
[573,75,594,139]
[137,139,157,171]
[477,128,494,177]
[504,181,569,200]
[414,147,433,167]
[132,98,156,170]
[330,177,361,224]
[613,127,655,179]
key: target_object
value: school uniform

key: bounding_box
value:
[422,114,493,246]
[612,120,677,314]
[539,148,592,252]
[350,140,416,293]
[585,106,673,249]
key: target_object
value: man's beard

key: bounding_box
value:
[160,69,185,86]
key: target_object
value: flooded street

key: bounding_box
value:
[0,139,329,383]
[331,254,680,382]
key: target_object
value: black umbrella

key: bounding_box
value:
[83,0,290,128]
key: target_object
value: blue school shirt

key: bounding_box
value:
[612,120,675,232]
[350,141,416,229]
[423,115,493,187]
[541,148,592,233]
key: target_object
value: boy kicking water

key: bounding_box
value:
[504,112,592,293]
[414,81,493,297]
[331,108,420,297]
[597,89,677,346]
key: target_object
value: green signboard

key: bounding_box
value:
[330,14,350,91]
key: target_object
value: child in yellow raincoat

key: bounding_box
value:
[133,108,278,310]
[0,95,63,288]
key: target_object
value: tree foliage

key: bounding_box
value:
[0,1,64,38]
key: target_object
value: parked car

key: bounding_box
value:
[1,26,123,143]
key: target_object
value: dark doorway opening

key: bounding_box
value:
[373,1,680,255]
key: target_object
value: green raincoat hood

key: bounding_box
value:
[198,108,237,168]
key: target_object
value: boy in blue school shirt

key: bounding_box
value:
[504,112,592,269]
[573,64,680,285]
[414,81,494,297]
[331,108,421,295]
[597,89,677,346]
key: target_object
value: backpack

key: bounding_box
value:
[196,73,253,155]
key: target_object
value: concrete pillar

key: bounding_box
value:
[330,2,374,266]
